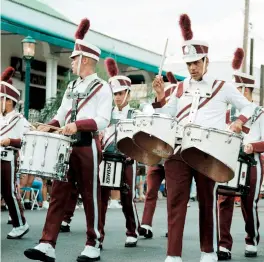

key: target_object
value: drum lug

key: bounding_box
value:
[206,129,211,139]
[225,134,233,144]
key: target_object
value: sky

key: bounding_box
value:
[40,0,264,69]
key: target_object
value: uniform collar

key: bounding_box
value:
[76,73,98,84]
[0,110,17,119]
[114,103,130,113]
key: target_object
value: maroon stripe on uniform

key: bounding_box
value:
[178,80,225,122]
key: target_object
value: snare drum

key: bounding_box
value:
[99,152,126,189]
[116,119,162,166]
[181,124,242,183]
[19,131,72,181]
[217,151,256,196]
[133,113,177,158]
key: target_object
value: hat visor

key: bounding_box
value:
[233,83,256,89]
[113,87,130,93]
[183,54,207,63]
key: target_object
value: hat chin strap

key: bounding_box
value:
[1,96,6,115]
[77,54,83,76]
[202,56,207,76]
[115,88,129,108]
[242,85,246,95]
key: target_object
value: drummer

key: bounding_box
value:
[218,48,264,260]
[0,67,30,239]
[24,18,113,262]
[100,57,140,248]
[139,72,177,239]
[151,14,257,262]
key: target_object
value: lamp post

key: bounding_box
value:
[22,36,36,119]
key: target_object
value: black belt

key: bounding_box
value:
[72,132,93,147]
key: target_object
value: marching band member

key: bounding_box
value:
[24,18,112,262]
[151,14,257,262]
[218,48,264,260]
[0,67,30,239]
[100,58,140,248]
[139,72,177,239]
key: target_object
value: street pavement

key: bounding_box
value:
[1,199,264,262]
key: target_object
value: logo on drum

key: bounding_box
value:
[191,138,202,142]
[106,162,112,184]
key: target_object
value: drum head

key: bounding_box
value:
[117,137,162,166]
[181,147,234,183]
[133,131,173,159]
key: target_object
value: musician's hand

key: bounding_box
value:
[37,125,50,132]
[229,119,243,134]
[152,75,165,98]
[244,143,254,154]
[0,138,10,147]
[62,123,77,136]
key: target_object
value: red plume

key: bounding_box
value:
[232,48,244,70]
[179,14,193,41]
[1,67,15,82]
[166,72,177,84]
[75,18,90,40]
[105,58,119,77]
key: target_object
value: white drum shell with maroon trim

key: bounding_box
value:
[180,124,242,183]
[0,81,20,102]
[19,131,72,181]
[70,39,101,61]
[132,113,178,159]
[116,119,162,166]
[182,40,208,63]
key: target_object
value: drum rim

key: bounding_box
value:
[133,113,176,121]
[24,131,72,142]
[184,123,242,139]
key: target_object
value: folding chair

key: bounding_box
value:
[21,187,40,210]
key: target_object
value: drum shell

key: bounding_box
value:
[116,119,162,166]
[181,124,242,183]
[133,114,177,158]
[19,131,72,181]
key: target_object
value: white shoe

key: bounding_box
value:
[108,200,122,209]
[75,205,80,210]
[164,256,183,262]
[125,236,137,247]
[42,201,49,209]
[245,244,257,257]
[7,222,29,239]
[79,245,100,259]
[200,252,218,262]
[24,243,56,261]
[187,202,191,207]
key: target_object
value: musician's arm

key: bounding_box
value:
[75,84,113,132]
[225,83,257,124]
[152,90,178,117]
[9,117,26,148]
[251,113,264,153]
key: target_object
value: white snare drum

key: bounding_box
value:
[218,152,255,196]
[99,152,127,190]
[19,131,72,181]
[181,124,242,183]
[116,119,161,166]
[133,113,177,159]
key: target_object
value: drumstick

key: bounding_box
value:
[34,122,63,132]
[158,38,169,76]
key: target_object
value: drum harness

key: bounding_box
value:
[67,78,101,143]
[174,80,213,154]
